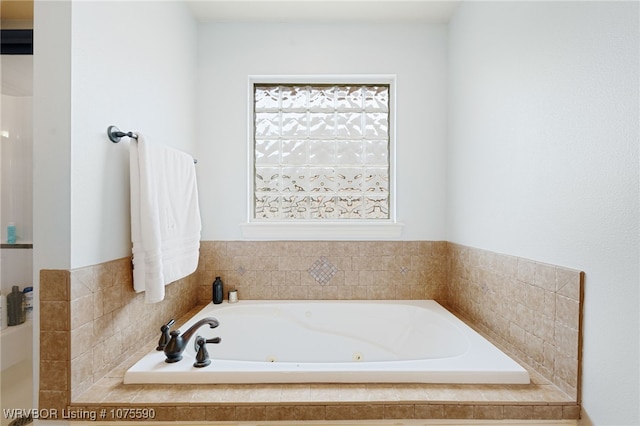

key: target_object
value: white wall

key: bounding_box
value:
[196,22,448,240]
[33,0,72,273]
[69,1,198,268]
[447,2,639,425]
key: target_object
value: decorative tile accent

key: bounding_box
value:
[308,256,338,285]
[400,266,409,274]
[236,265,247,276]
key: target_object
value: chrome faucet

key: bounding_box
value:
[163,317,219,363]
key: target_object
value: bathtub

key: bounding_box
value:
[1,320,32,372]
[124,300,529,385]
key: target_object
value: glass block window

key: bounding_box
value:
[253,83,390,220]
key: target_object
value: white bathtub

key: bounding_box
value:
[1,320,32,372]
[124,300,529,385]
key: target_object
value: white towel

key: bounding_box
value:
[130,134,201,303]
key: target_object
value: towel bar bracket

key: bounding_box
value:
[108,125,138,143]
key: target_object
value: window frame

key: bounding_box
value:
[242,75,403,240]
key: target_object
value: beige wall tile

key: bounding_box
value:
[367,285,396,300]
[265,405,298,421]
[278,285,309,299]
[516,259,537,285]
[40,300,70,331]
[92,289,106,319]
[415,404,445,418]
[556,294,580,329]
[443,404,474,419]
[534,262,557,291]
[151,406,178,422]
[70,322,93,358]
[324,405,354,421]
[205,406,236,421]
[563,404,581,419]
[40,270,70,301]
[394,384,429,401]
[112,257,133,287]
[70,349,93,398]
[555,323,580,359]
[103,283,123,314]
[533,404,563,420]
[524,332,544,364]
[384,404,415,419]
[70,267,96,300]
[556,268,582,299]
[503,405,534,419]
[473,405,504,420]
[40,331,69,361]
[294,405,326,420]
[351,285,368,299]
[326,404,384,420]
[235,406,266,421]
[175,406,206,422]
[555,354,579,390]
[395,283,413,299]
[39,390,70,413]
[40,360,68,391]
[70,294,94,330]
[278,256,310,271]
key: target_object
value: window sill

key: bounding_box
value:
[240,222,404,240]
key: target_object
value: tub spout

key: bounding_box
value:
[163,317,219,363]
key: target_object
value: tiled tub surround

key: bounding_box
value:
[39,259,200,408]
[39,241,583,421]
[197,241,449,302]
[447,244,583,401]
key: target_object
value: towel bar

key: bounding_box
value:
[107,125,198,164]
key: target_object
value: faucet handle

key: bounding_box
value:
[193,336,211,368]
[193,335,221,368]
[193,335,221,352]
[156,319,176,351]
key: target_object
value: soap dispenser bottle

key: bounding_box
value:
[7,286,24,326]
[7,222,16,244]
[212,277,223,304]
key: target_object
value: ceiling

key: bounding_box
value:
[186,0,460,23]
[0,0,459,25]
